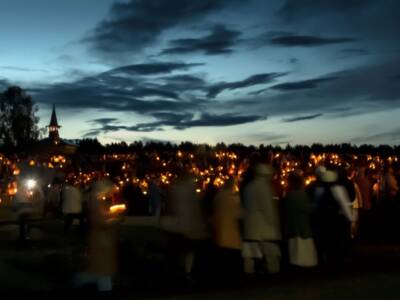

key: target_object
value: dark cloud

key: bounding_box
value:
[83,130,102,138]
[83,0,242,59]
[131,112,266,131]
[340,48,370,56]
[275,0,400,49]
[33,77,202,114]
[269,34,356,47]
[85,112,266,136]
[160,24,241,55]
[156,75,207,94]
[247,88,268,96]
[0,66,47,72]
[270,77,338,91]
[277,0,371,19]
[160,74,206,85]
[130,87,181,100]
[128,112,194,132]
[102,62,204,76]
[283,113,323,123]
[223,59,400,119]
[208,72,287,98]
[31,60,212,116]
[88,118,120,126]
[175,113,266,129]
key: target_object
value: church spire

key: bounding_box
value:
[48,104,61,143]
[49,104,60,128]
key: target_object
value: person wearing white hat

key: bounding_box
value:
[242,163,281,274]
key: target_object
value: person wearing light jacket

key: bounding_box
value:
[242,163,281,274]
[61,181,84,234]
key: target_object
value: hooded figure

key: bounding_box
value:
[242,163,281,274]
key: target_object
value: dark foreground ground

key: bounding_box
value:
[1,219,400,299]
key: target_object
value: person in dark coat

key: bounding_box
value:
[282,172,317,269]
[313,170,353,269]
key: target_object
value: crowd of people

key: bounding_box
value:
[2,150,400,292]
[158,155,400,281]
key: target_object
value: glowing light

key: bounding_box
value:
[25,179,37,190]
[8,187,18,196]
[110,204,126,214]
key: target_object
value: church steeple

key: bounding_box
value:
[48,104,61,143]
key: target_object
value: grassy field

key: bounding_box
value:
[1,218,400,298]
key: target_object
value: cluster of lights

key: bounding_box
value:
[0,150,399,206]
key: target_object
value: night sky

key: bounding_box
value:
[1,0,400,145]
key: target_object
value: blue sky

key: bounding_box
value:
[1,0,400,145]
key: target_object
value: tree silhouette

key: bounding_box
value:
[0,86,39,151]
[77,138,105,154]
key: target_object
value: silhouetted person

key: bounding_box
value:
[160,170,208,281]
[380,165,399,241]
[313,170,353,269]
[212,178,243,278]
[282,172,317,269]
[44,177,63,219]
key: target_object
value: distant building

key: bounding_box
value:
[48,104,61,144]
[36,105,78,155]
